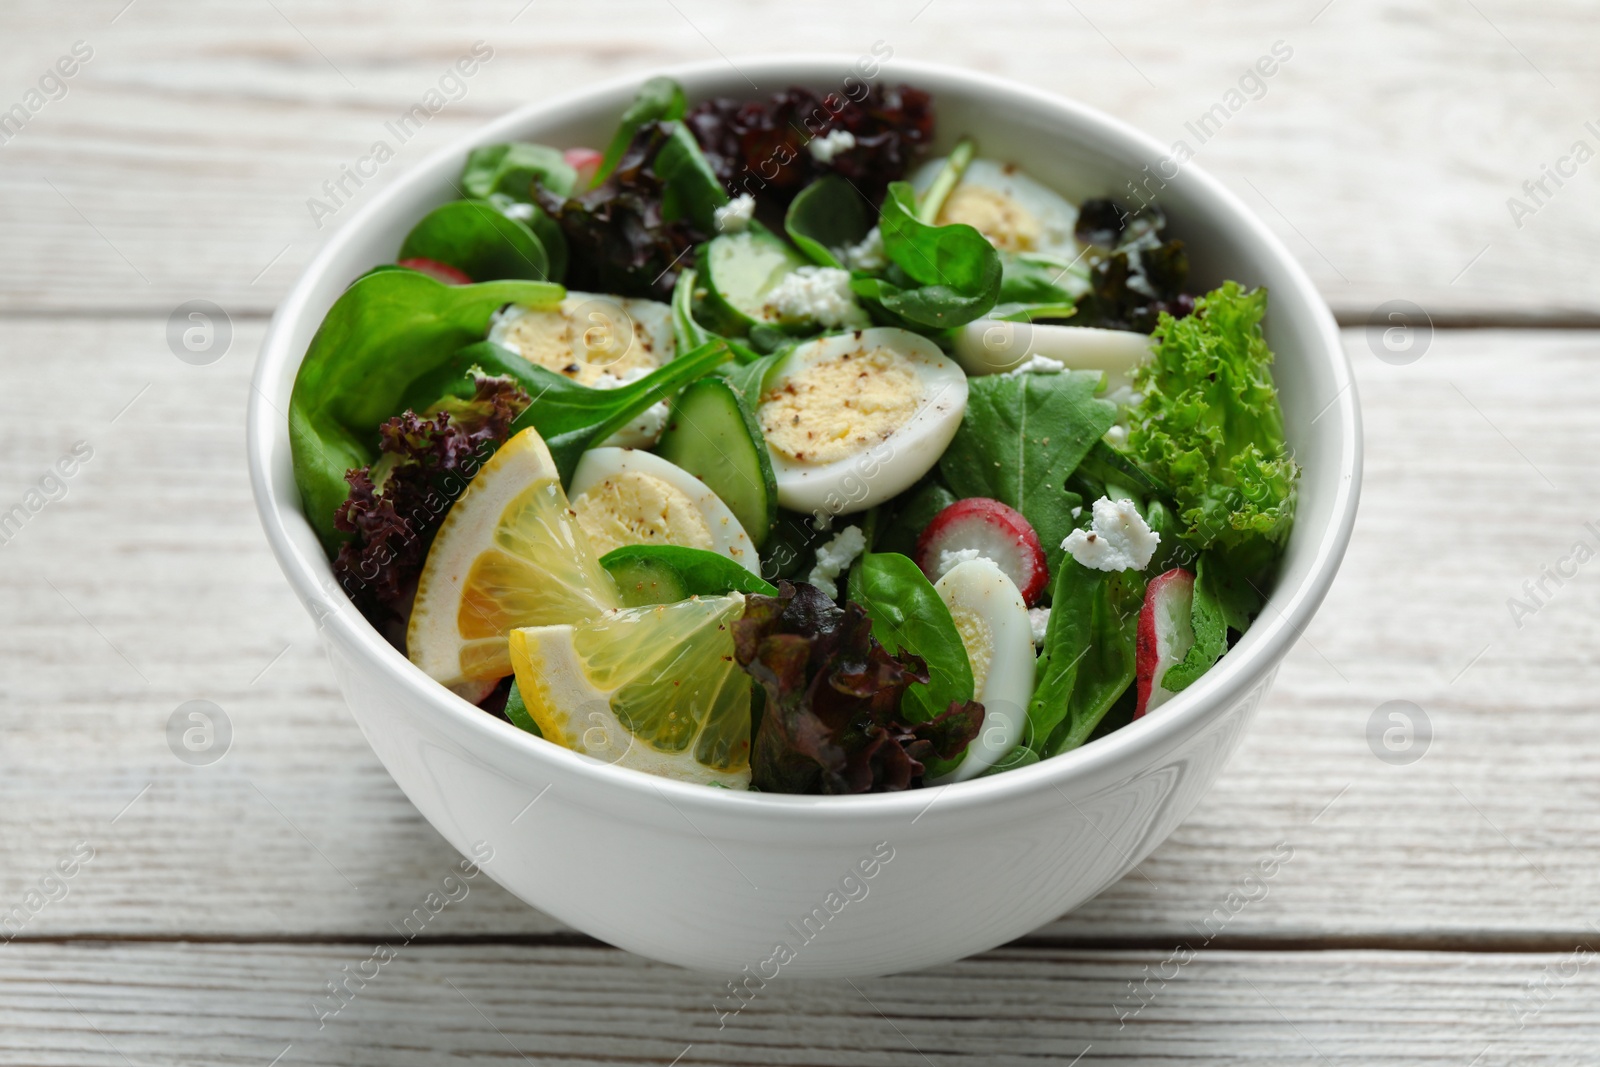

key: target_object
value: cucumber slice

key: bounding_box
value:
[600,551,691,607]
[700,228,808,335]
[600,545,777,607]
[654,376,778,549]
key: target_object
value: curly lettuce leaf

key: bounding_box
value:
[332,375,530,635]
[1127,282,1298,577]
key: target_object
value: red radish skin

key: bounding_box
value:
[914,498,1049,605]
[397,257,473,285]
[564,147,603,189]
[1136,567,1196,718]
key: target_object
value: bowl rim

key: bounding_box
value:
[247,53,1362,824]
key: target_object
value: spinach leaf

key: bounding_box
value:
[504,678,542,736]
[485,193,568,282]
[1027,558,1144,757]
[1162,551,1263,692]
[990,252,1089,320]
[653,121,730,233]
[398,200,550,282]
[846,552,975,732]
[289,271,563,549]
[461,142,577,200]
[850,181,1001,329]
[939,371,1116,575]
[594,76,688,188]
[785,175,869,269]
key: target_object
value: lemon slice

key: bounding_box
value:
[408,427,620,696]
[509,593,752,787]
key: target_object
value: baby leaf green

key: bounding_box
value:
[398,200,550,281]
[851,180,1001,329]
[461,142,577,200]
[784,176,870,269]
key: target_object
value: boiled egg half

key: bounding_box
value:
[490,292,675,448]
[951,320,1155,391]
[756,328,967,517]
[912,157,1081,262]
[568,447,758,574]
[927,557,1034,783]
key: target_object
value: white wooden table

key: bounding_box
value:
[3,2,1597,1062]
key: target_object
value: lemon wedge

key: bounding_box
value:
[407,427,619,697]
[509,593,752,788]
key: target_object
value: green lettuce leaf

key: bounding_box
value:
[1128,282,1298,579]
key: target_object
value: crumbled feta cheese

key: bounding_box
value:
[1028,607,1051,646]
[763,266,870,329]
[1003,354,1067,376]
[808,128,857,164]
[1061,496,1160,572]
[1070,506,1082,519]
[1104,384,1143,410]
[807,524,866,599]
[499,201,536,222]
[1104,424,1128,447]
[714,193,755,234]
[592,367,668,445]
[935,547,982,581]
[838,226,886,272]
[598,400,669,446]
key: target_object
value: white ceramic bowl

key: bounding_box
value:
[247,56,1361,978]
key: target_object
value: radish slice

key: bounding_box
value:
[564,147,603,190]
[397,257,473,285]
[952,320,1153,389]
[914,497,1049,606]
[1136,567,1196,718]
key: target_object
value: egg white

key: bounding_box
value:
[911,157,1081,262]
[951,320,1155,391]
[927,558,1034,784]
[758,328,968,518]
[568,447,759,574]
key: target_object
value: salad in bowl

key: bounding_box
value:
[288,75,1299,796]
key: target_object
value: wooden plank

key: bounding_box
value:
[3,942,1596,1065]
[2,318,1595,944]
[0,1,1596,320]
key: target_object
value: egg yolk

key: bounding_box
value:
[937,184,1042,254]
[571,471,713,557]
[496,300,662,386]
[948,606,994,696]
[759,347,923,465]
